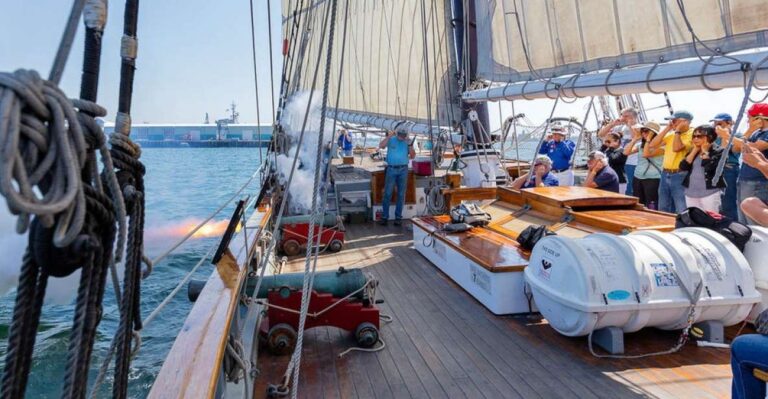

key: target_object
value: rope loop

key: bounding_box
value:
[645,58,665,94]
[604,66,622,97]
[700,55,722,91]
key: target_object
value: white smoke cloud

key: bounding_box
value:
[0,197,81,305]
[275,91,334,214]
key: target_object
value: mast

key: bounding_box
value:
[451,0,490,146]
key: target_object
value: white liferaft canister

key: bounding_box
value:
[525,228,760,337]
[744,226,768,323]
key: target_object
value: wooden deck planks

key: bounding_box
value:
[255,222,737,399]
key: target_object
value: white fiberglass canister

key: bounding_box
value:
[744,226,768,322]
[525,228,760,337]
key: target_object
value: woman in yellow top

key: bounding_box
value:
[648,110,694,213]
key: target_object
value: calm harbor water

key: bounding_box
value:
[0,148,263,398]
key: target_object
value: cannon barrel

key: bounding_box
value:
[246,267,368,299]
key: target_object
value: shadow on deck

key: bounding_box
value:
[255,222,735,399]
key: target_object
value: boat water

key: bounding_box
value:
[1,0,768,398]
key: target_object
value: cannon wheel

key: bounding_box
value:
[354,322,379,348]
[281,239,301,256]
[328,239,343,253]
[267,323,297,355]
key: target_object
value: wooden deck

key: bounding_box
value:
[254,222,739,399]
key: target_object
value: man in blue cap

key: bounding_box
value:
[648,110,694,213]
[712,113,741,220]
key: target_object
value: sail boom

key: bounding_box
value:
[462,51,768,103]
[331,109,443,136]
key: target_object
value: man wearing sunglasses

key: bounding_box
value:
[648,110,694,214]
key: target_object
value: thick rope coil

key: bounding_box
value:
[0,69,90,247]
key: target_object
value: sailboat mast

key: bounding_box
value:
[451,0,490,144]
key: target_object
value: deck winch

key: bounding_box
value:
[256,268,381,355]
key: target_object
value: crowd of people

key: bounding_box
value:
[513,104,768,225]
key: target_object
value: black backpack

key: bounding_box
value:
[675,207,752,251]
[517,225,556,251]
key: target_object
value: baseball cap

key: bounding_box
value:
[709,113,733,122]
[748,103,768,118]
[664,110,694,121]
[396,130,408,136]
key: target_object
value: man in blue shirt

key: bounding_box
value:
[337,129,354,157]
[583,151,620,193]
[717,103,768,224]
[378,130,415,226]
[712,113,741,220]
[538,125,576,185]
[510,155,559,189]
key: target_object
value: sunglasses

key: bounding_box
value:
[692,134,706,138]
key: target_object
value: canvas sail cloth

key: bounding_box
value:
[465,0,768,101]
[282,0,459,133]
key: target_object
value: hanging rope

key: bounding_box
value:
[286,1,339,397]
[248,0,265,166]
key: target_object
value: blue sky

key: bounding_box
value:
[1,1,762,129]
[0,1,283,124]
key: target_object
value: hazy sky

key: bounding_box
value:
[0,1,283,124]
[1,1,763,130]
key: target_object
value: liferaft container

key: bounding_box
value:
[524,228,760,337]
[744,225,768,323]
[412,157,433,176]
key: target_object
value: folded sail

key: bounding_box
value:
[282,0,459,129]
[474,0,768,83]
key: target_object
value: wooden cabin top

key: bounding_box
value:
[411,215,528,272]
[520,186,639,209]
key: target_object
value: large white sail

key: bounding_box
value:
[473,0,768,83]
[282,0,460,130]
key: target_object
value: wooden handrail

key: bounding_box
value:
[148,206,272,398]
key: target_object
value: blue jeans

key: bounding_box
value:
[381,165,408,220]
[658,171,687,213]
[720,164,740,220]
[342,148,353,157]
[624,164,636,196]
[731,334,768,399]
[738,178,768,224]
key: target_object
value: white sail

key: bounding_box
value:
[473,0,768,83]
[282,0,460,128]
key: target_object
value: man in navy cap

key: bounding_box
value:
[712,113,741,220]
[538,124,576,185]
[648,110,694,213]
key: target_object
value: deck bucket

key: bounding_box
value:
[525,228,760,337]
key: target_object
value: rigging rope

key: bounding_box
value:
[249,0,265,166]
[286,1,339,397]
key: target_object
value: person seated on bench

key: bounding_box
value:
[510,155,559,190]
[583,151,620,193]
[731,309,768,399]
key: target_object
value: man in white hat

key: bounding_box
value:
[537,124,576,185]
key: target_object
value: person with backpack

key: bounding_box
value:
[679,125,726,213]
[624,121,664,209]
